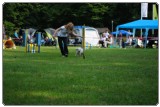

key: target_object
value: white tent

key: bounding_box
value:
[74,26,100,46]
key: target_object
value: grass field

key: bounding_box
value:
[3,46,158,105]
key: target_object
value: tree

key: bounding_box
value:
[3,3,153,37]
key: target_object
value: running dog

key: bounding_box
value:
[75,47,85,59]
[76,47,83,56]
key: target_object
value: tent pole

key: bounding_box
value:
[133,28,136,38]
[116,27,118,39]
[140,18,143,38]
[82,25,85,59]
[144,28,149,48]
[116,27,119,46]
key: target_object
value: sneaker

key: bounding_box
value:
[65,54,68,57]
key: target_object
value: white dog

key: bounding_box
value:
[76,47,84,56]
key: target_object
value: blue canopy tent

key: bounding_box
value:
[111,30,133,36]
[116,19,158,48]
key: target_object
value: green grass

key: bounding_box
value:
[3,46,158,105]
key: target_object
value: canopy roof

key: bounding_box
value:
[117,19,158,29]
[111,30,133,35]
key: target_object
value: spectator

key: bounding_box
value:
[137,36,143,48]
[99,32,106,48]
[104,34,114,48]
[124,36,132,48]
[103,28,110,40]
[126,30,132,37]
[44,37,52,46]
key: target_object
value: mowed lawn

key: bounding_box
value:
[3,46,158,105]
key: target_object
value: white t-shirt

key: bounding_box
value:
[104,32,109,39]
[57,26,68,37]
[100,36,106,41]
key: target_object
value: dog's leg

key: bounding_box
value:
[78,51,80,56]
[82,53,85,59]
[75,51,78,56]
[75,49,78,56]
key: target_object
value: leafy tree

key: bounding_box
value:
[3,21,15,37]
[3,3,155,37]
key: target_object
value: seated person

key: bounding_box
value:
[132,37,137,47]
[138,37,143,47]
[44,37,52,46]
[124,36,132,48]
[99,33,106,47]
[103,29,110,40]
[16,36,23,46]
[104,34,114,48]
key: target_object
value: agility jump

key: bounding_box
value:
[23,32,41,53]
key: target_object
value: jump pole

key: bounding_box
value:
[82,25,85,59]
[36,32,41,53]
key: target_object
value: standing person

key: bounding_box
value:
[126,30,132,37]
[53,22,79,57]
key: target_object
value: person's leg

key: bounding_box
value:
[62,37,69,57]
[107,42,112,47]
[99,40,103,47]
[104,41,107,47]
[102,41,104,47]
[120,40,122,48]
[123,42,126,48]
[58,37,65,56]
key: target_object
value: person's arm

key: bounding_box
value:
[27,35,30,40]
[71,31,80,37]
[53,27,61,38]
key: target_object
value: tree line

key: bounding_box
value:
[3,3,156,37]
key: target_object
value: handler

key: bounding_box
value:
[53,22,79,57]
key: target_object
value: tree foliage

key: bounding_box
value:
[3,3,156,36]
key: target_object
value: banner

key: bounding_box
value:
[141,3,148,18]
[153,4,158,20]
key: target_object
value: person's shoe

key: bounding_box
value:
[65,54,68,57]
